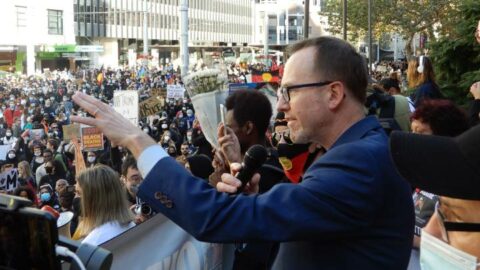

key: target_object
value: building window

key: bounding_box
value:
[48,9,63,35]
[16,6,27,27]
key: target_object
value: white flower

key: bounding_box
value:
[183,69,228,96]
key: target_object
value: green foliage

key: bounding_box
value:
[319,0,460,56]
[429,0,480,105]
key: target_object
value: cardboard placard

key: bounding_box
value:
[0,169,19,193]
[113,90,139,126]
[139,96,165,117]
[151,88,166,97]
[166,85,185,99]
[62,124,81,143]
[81,126,104,151]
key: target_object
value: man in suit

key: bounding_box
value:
[71,36,414,269]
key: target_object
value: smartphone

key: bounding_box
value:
[220,104,227,137]
[0,195,60,269]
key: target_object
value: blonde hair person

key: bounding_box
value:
[17,160,36,190]
[74,165,135,245]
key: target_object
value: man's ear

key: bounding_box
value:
[243,121,254,135]
[328,82,346,110]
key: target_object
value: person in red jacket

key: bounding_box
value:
[3,101,22,128]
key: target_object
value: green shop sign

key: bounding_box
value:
[38,52,61,59]
[52,45,77,53]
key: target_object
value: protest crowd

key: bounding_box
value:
[1,20,480,270]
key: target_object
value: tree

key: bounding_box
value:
[428,1,480,105]
[319,0,460,57]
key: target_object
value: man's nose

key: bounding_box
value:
[276,95,290,113]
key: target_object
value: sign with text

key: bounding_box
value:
[166,85,185,99]
[62,124,81,143]
[0,169,19,193]
[139,96,165,117]
[81,126,104,151]
[114,90,139,126]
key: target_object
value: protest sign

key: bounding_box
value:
[113,90,139,126]
[30,129,45,141]
[151,88,165,97]
[0,169,19,193]
[166,85,185,99]
[62,124,81,143]
[81,126,104,151]
[139,96,165,117]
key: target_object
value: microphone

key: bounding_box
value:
[235,144,268,194]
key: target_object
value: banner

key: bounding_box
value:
[114,90,139,126]
[151,88,166,97]
[139,96,165,118]
[167,85,186,99]
[62,124,81,143]
[81,126,104,151]
[101,213,234,270]
[0,169,19,193]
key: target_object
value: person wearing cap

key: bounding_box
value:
[71,36,414,269]
[390,124,480,269]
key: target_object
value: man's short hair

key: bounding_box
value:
[225,90,272,138]
[287,36,368,103]
[121,155,138,177]
[48,139,59,151]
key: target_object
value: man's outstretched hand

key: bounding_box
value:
[70,91,156,159]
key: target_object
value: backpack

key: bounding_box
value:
[366,89,402,135]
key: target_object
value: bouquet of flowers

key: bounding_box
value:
[183,69,229,148]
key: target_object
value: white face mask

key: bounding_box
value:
[5,133,12,137]
[87,156,96,163]
[161,124,168,130]
[8,153,15,159]
[164,136,170,142]
[420,231,479,270]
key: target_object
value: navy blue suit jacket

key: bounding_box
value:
[138,116,414,269]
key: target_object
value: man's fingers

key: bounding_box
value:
[70,115,98,127]
[72,92,99,116]
[216,181,238,194]
[220,173,242,187]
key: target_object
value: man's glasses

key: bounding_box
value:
[279,81,333,102]
[435,204,480,243]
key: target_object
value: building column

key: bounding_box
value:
[26,44,35,76]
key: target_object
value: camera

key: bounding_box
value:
[135,202,152,216]
[0,194,112,270]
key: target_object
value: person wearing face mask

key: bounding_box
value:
[44,100,55,116]
[3,101,22,128]
[185,109,195,129]
[185,129,197,154]
[159,132,174,151]
[390,124,480,270]
[86,151,98,167]
[38,184,60,210]
[5,149,18,168]
[1,128,18,148]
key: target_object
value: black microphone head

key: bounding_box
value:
[244,145,268,169]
